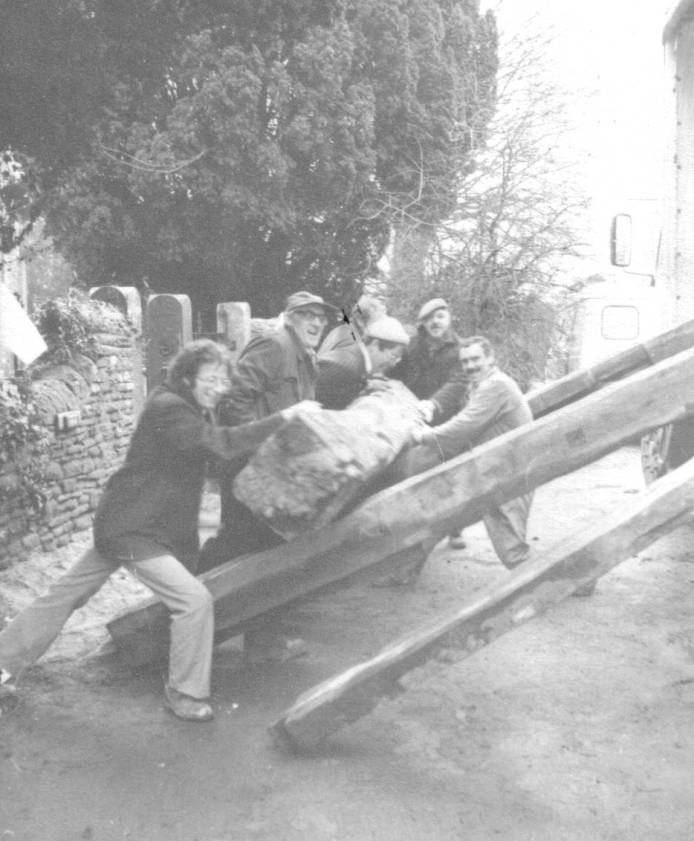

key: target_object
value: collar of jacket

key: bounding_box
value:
[283,323,318,363]
[155,381,204,415]
[468,365,499,392]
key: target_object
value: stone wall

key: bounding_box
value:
[0,330,141,569]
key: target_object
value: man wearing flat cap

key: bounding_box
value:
[221,290,336,425]
[199,290,336,660]
[201,290,336,560]
[317,315,410,409]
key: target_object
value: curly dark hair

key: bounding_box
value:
[459,335,494,357]
[165,339,231,389]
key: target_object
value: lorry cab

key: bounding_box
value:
[568,280,666,373]
[608,204,694,479]
[602,0,694,480]
[570,198,663,374]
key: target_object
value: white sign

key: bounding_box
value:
[0,284,47,365]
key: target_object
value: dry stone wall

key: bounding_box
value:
[0,288,251,570]
[0,330,141,569]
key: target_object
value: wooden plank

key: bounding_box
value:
[527,316,694,418]
[233,380,423,538]
[109,540,437,668]
[235,318,694,537]
[271,457,694,750]
[108,344,694,666]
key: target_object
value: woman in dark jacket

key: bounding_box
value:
[0,340,310,722]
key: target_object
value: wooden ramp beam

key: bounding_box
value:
[527,316,694,418]
[108,344,694,666]
[271,456,694,750]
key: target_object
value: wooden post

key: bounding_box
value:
[108,345,694,666]
[216,302,251,364]
[271,457,694,750]
[90,285,145,412]
[145,293,192,391]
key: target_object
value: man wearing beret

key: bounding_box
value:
[393,297,468,548]
[394,298,467,425]
[316,315,411,409]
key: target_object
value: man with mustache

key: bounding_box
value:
[411,335,534,570]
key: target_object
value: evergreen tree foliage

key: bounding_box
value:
[0,0,497,316]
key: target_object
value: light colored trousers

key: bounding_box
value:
[0,547,214,699]
[483,492,533,569]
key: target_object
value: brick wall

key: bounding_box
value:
[0,330,142,568]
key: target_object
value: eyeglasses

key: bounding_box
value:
[196,375,231,388]
[292,309,328,324]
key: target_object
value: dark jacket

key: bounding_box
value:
[316,342,369,409]
[210,323,316,550]
[219,324,316,425]
[393,326,466,421]
[318,321,359,356]
[93,383,283,569]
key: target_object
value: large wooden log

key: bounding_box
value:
[108,345,694,666]
[233,380,423,539]
[527,316,694,418]
[236,316,694,538]
[271,457,694,750]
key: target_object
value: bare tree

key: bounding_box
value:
[387,15,592,388]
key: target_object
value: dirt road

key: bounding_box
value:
[1,446,693,841]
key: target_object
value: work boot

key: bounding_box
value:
[0,670,18,717]
[243,634,308,666]
[448,530,467,550]
[371,557,427,587]
[163,685,214,722]
[572,580,597,598]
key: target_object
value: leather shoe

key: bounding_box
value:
[163,685,214,722]
[448,532,467,550]
[243,636,308,665]
[0,680,18,717]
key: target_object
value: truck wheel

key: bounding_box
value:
[641,426,673,485]
[641,416,694,484]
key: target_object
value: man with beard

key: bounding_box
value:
[394,297,468,548]
[394,298,467,424]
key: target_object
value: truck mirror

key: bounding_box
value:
[610,213,632,267]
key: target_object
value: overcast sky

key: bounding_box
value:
[484,0,672,265]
